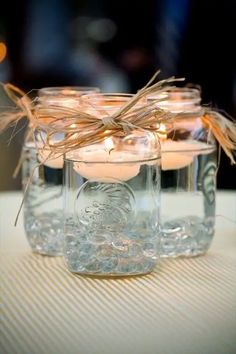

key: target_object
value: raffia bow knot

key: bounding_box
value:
[101,116,119,129]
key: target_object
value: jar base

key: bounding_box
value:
[24,210,64,257]
[160,249,209,258]
[160,215,214,258]
[160,242,212,258]
[67,269,154,278]
[31,249,63,257]
[66,257,158,277]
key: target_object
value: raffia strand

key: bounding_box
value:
[202,111,236,164]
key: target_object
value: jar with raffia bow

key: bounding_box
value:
[0,73,180,265]
[149,87,235,257]
[62,94,162,276]
[22,86,100,256]
[2,73,234,264]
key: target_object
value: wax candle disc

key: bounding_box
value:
[73,162,140,182]
[161,153,193,170]
[38,150,63,169]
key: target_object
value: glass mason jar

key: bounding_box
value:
[63,94,161,276]
[149,88,217,257]
[22,86,100,256]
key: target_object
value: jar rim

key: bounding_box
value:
[65,155,161,164]
[38,86,100,97]
[82,93,134,101]
[82,93,143,111]
[148,87,201,104]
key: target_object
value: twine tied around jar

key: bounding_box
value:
[0,71,236,225]
[1,71,236,163]
[202,111,236,164]
[1,72,235,164]
[0,71,179,138]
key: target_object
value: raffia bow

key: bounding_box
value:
[0,84,35,131]
[33,73,182,152]
[1,71,236,163]
[202,111,236,164]
[0,72,181,147]
[1,72,236,226]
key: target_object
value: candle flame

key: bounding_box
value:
[104,137,114,151]
[0,42,7,63]
[157,123,167,140]
[61,89,77,96]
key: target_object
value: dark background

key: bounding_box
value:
[0,0,235,190]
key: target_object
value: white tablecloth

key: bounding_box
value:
[0,191,236,354]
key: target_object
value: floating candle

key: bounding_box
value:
[161,139,214,170]
[73,138,141,182]
[38,149,64,169]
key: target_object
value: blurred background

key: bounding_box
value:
[0,0,235,190]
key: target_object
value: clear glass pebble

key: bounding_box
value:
[160,148,217,257]
[22,145,64,256]
[64,160,161,276]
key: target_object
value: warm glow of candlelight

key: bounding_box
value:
[0,42,7,63]
[70,123,77,128]
[157,123,167,140]
[104,137,114,151]
[61,89,77,96]
[38,150,63,169]
[72,137,142,182]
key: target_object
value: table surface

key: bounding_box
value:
[1,191,236,354]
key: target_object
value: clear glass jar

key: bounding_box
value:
[149,88,217,257]
[22,86,100,256]
[63,94,161,276]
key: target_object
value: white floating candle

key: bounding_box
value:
[72,138,141,182]
[38,149,64,169]
[161,139,214,170]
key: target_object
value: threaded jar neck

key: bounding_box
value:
[38,86,100,107]
[148,87,202,114]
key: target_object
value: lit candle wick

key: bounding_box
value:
[157,123,167,140]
